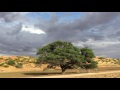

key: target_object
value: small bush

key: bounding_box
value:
[117,58,120,60]
[7,60,15,66]
[15,58,20,62]
[0,63,4,66]
[114,62,117,64]
[98,57,105,59]
[15,63,23,68]
[3,64,9,68]
[0,57,3,60]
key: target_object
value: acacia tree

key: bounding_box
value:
[36,41,85,73]
[36,41,97,73]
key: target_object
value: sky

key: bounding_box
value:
[0,12,120,58]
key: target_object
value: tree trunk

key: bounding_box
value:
[61,68,66,74]
[60,64,66,74]
[86,69,89,73]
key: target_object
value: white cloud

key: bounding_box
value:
[19,12,30,15]
[21,24,46,34]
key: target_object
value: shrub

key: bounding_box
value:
[3,64,9,68]
[7,60,15,66]
[0,63,4,66]
[117,58,120,60]
[98,57,105,59]
[15,63,23,68]
[0,57,3,60]
[81,60,98,70]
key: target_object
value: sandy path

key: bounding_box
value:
[26,70,120,78]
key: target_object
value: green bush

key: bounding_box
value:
[7,60,15,66]
[81,60,98,70]
[15,63,23,68]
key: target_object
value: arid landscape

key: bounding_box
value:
[0,12,120,78]
[0,56,120,78]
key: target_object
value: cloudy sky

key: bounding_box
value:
[0,12,120,58]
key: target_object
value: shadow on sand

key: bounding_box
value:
[23,72,62,76]
[23,69,88,76]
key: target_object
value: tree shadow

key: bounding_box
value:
[23,72,62,76]
[23,69,91,76]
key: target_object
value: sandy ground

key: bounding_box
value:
[1,66,120,78]
[27,70,120,78]
[1,56,120,78]
[0,64,48,73]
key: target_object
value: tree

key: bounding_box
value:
[80,47,95,59]
[36,41,98,73]
[80,47,98,71]
[36,41,84,73]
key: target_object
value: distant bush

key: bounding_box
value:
[15,63,23,68]
[117,58,120,60]
[106,60,109,62]
[98,57,105,59]
[0,57,3,60]
[3,64,9,68]
[0,63,4,66]
[14,58,20,62]
[7,60,15,66]
[114,62,117,64]
[113,59,116,61]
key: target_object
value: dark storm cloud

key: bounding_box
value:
[0,31,46,56]
[0,12,29,23]
[92,44,120,58]
[0,12,40,55]
[0,12,20,22]
[0,25,46,56]
[35,12,120,43]
[7,23,22,35]
[34,12,120,58]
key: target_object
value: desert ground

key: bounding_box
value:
[0,56,120,78]
[30,70,120,78]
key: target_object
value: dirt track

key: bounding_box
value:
[27,70,120,78]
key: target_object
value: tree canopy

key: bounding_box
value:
[36,40,97,73]
[80,47,97,70]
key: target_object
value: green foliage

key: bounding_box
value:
[80,47,95,59]
[37,40,97,73]
[80,47,97,70]
[7,60,15,66]
[81,60,98,70]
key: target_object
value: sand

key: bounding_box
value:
[28,70,120,78]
